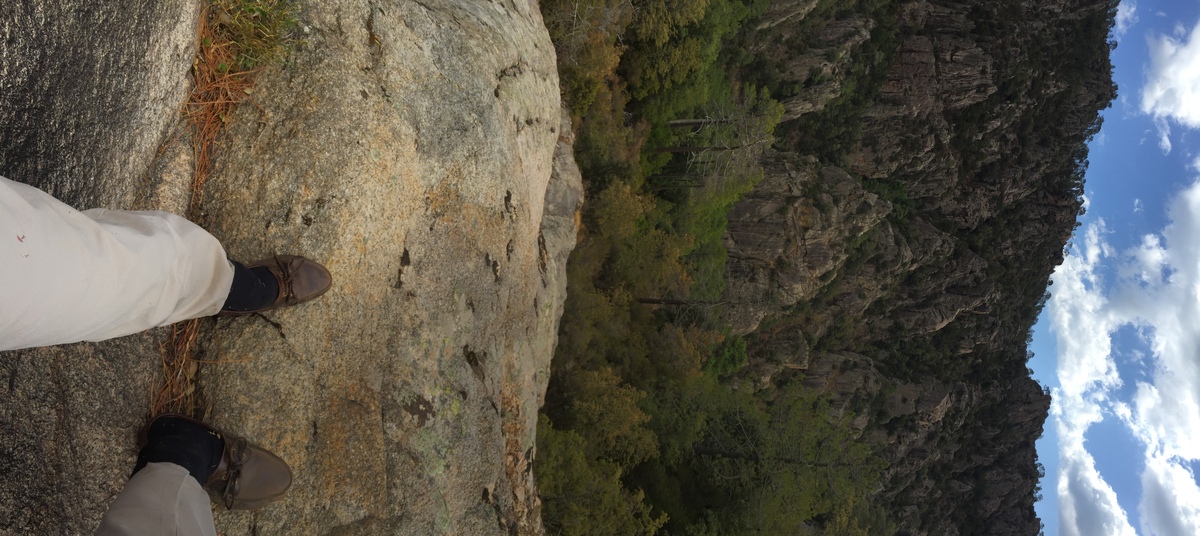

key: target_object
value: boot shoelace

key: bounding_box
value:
[220,437,251,508]
[274,255,300,306]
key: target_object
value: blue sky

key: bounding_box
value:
[1031,1,1200,535]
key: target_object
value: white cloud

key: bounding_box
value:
[1157,118,1173,155]
[1116,1,1138,39]
[1116,234,1165,283]
[1052,181,1200,536]
[1058,439,1139,536]
[1140,454,1200,536]
[1160,132,1173,154]
[1135,198,1144,214]
[1142,21,1200,130]
[1051,221,1135,536]
[1052,223,1119,399]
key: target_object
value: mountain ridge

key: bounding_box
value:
[724,0,1116,533]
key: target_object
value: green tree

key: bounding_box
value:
[562,368,660,468]
[703,334,747,378]
[537,416,668,536]
[633,385,889,534]
[621,0,751,98]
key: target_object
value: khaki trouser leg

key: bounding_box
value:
[0,176,234,351]
[95,462,217,536]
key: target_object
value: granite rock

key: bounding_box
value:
[193,1,572,534]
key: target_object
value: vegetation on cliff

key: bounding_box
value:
[535,0,1119,534]
[536,0,895,533]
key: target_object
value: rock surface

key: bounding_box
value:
[0,0,200,209]
[755,0,817,30]
[724,152,889,334]
[193,0,572,534]
[0,0,576,535]
[769,17,874,122]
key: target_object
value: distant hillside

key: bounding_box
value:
[535,0,1117,533]
[724,0,1117,534]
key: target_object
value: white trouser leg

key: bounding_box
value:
[0,176,234,351]
[95,462,217,536]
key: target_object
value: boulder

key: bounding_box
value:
[193,1,571,534]
[0,0,199,208]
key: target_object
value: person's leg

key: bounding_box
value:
[0,176,233,351]
[0,175,333,351]
[94,462,217,536]
[95,415,293,535]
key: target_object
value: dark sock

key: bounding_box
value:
[222,261,280,311]
[133,417,225,484]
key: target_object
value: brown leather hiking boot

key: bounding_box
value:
[144,414,294,511]
[220,254,333,316]
[204,431,294,510]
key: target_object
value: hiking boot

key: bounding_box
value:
[140,414,293,510]
[204,429,294,510]
[220,254,332,315]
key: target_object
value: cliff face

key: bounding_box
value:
[724,152,891,336]
[726,0,1115,534]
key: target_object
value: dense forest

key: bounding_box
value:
[534,0,1119,534]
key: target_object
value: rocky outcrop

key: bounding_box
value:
[765,17,875,122]
[193,1,571,534]
[724,152,890,333]
[756,0,818,30]
[0,0,576,535]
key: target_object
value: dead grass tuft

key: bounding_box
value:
[153,319,201,415]
[152,0,296,416]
